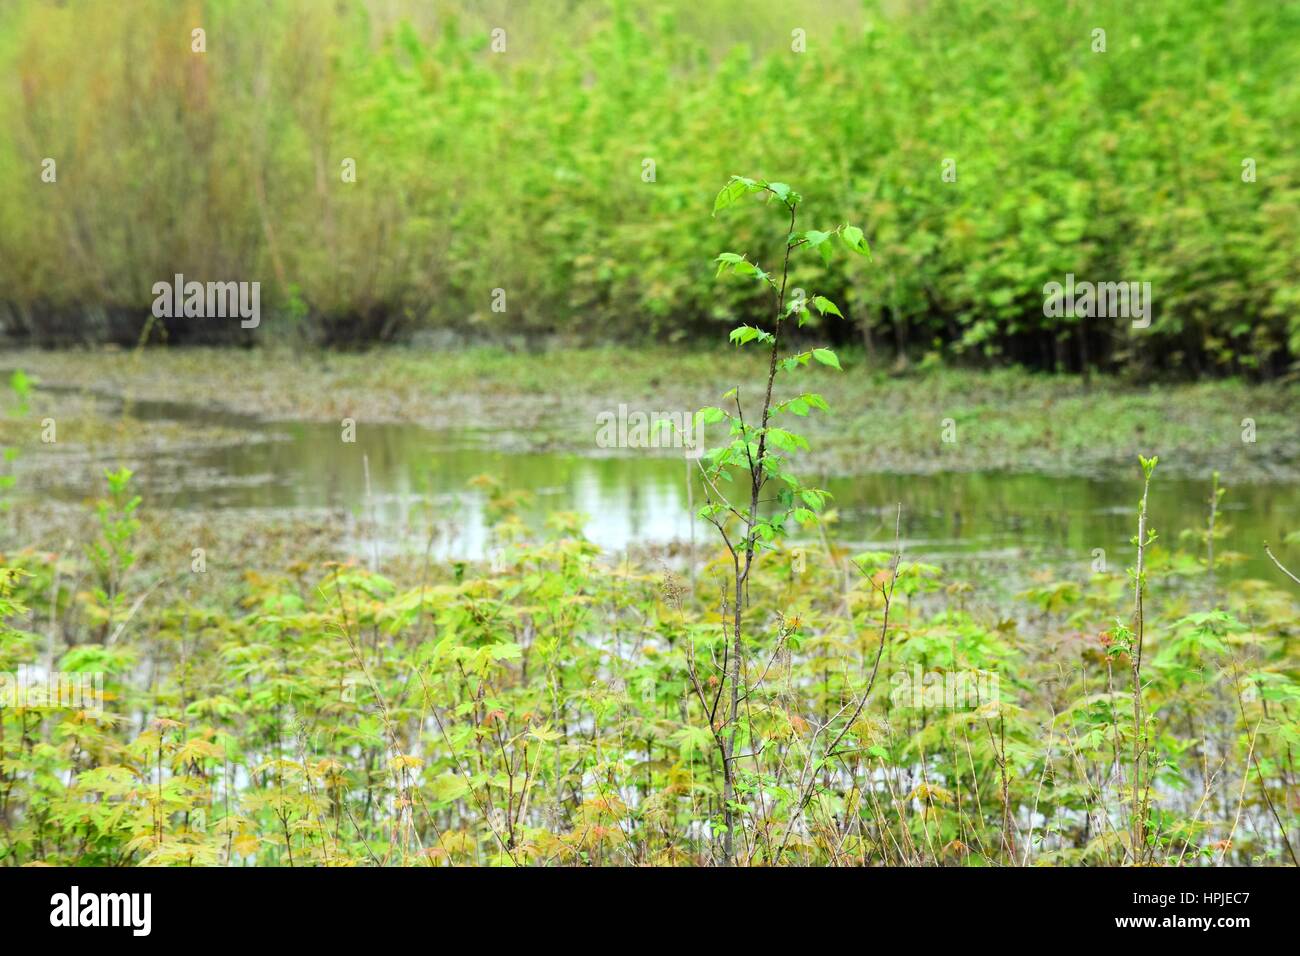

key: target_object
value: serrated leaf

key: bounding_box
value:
[840,224,872,258]
[812,295,843,318]
[812,348,842,370]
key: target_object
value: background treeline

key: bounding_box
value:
[1,0,1297,375]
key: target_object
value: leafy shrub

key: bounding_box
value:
[1,0,1296,372]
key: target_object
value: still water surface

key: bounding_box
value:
[34,394,1298,579]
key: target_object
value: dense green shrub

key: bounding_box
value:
[1,0,1297,372]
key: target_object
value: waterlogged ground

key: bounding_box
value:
[3,347,1299,869]
[7,346,1300,477]
[4,347,1298,582]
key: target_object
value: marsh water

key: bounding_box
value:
[28,390,1299,580]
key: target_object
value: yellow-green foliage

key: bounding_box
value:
[1,471,1298,866]
[1,0,1298,369]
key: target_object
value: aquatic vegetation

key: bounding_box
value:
[0,456,1296,866]
[0,175,1296,867]
[0,0,1297,869]
[8,347,1299,482]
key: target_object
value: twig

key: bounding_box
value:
[1264,543,1300,587]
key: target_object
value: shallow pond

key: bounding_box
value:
[27,390,1300,581]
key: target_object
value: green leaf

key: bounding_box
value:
[9,369,32,398]
[712,176,762,216]
[811,295,843,319]
[765,427,809,452]
[800,489,826,510]
[840,224,872,258]
[729,325,773,346]
[801,229,834,265]
[781,397,810,416]
[766,182,796,205]
[812,348,842,370]
[714,252,746,278]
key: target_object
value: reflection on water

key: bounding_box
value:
[31,397,1300,579]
